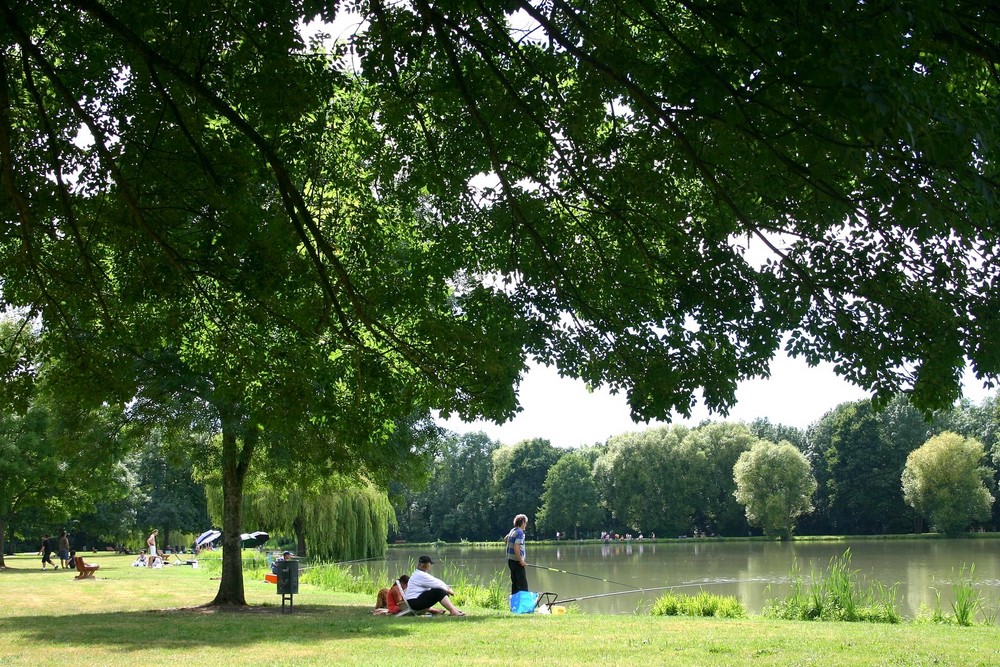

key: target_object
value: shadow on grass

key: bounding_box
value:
[0,564,73,575]
[3,604,488,650]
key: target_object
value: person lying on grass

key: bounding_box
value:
[403,556,465,616]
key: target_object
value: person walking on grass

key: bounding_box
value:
[404,555,465,616]
[39,534,57,570]
[505,514,529,595]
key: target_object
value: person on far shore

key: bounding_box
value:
[404,556,465,616]
[505,514,529,595]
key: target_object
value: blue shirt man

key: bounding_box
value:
[506,514,529,595]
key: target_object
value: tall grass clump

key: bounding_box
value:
[299,561,385,595]
[650,591,747,619]
[919,563,992,626]
[952,563,984,626]
[763,549,901,623]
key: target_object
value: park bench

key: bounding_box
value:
[74,555,100,579]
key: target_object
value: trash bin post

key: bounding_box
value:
[276,558,299,613]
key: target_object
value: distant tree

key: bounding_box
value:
[536,453,604,540]
[805,398,921,535]
[133,432,210,549]
[0,399,132,566]
[491,439,563,537]
[682,423,756,535]
[734,441,817,540]
[594,426,693,535]
[747,419,805,451]
[901,432,994,536]
[216,476,395,561]
[429,432,498,541]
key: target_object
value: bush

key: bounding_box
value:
[650,591,747,619]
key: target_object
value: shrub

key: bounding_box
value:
[650,591,747,619]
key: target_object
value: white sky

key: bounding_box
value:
[438,354,996,448]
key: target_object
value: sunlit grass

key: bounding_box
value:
[3,550,1000,666]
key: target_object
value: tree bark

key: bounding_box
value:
[293,513,306,557]
[210,417,256,606]
[0,517,6,568]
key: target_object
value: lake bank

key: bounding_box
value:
[382,535,1000,617]
[2,553,998,667]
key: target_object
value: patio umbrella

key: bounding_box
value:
[195,529,221,547]
[240,531,270,547]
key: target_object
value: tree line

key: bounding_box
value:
[4,327,997,563]
[393,394,1000,541]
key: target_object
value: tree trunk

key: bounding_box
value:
[210,420,256,606]
[293,513,306,557]
[0,517,6,568]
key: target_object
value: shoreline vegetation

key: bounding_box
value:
[187,537,1000,627]
[390,531,1000,549]
[3,552,999,667]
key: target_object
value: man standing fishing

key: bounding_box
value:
[506,514,529,594]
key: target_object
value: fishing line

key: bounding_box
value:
[526,563,634,589]
[547,581,730,606]
[296,556,385,572]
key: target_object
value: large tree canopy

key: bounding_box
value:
[2,1,999,602]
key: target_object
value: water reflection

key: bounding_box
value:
[367,539,1000,616]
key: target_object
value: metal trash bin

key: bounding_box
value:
[276,558,299,612]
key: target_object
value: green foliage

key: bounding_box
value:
[763,550,902,623]
[491,438,562,535]
[536,452,604,539]
[594,426,692,535]
[902,432,994,535]
[951,563,984,627]
[650,591,747,619]
[208,476,396,562]
[396,431,498,543]
[805,398,922,535]
[734,441,817,539]
[6,0,1000,600]
[134,430,210,543]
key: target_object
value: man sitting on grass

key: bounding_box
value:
[403,556,465,616]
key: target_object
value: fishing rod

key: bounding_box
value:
[297,556,385,572]
[547,581,730,606]
[526,563,634,589]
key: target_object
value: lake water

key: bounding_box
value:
[372,539,1000,616]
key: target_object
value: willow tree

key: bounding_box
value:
[209,478,395,561]
[3,1,1000,604]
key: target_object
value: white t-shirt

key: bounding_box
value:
[404,568,449,600]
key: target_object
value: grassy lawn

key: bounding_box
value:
[2,552,999,666]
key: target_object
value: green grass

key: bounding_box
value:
[650,590,747,618]
[3,551,1000,666]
